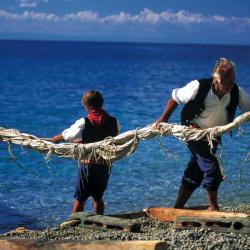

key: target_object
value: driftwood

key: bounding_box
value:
[144,207,250,223]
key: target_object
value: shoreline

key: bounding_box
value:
[1,203,250,249]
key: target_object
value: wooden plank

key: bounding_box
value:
[184,205,222,210]
[175,216,250,234]
[70,212,140,232]
[144,207,250,223]
[0,239,168,250]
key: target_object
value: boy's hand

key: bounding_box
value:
[51,134,64,143]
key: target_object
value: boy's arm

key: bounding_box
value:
[51,118,85,143]
[51,134,64,143]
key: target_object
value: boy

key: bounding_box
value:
[52,91,120,214]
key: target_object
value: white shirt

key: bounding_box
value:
[62,118,121,142]
[172,80,250,128]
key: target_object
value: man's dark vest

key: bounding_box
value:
[82,116,118,143]
[181,78,239,126]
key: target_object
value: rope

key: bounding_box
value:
[239,152,250,181]
[0,111,249,164]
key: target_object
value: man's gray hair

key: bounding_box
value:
[212,57,236,80]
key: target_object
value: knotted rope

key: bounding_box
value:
[0,111,249,163]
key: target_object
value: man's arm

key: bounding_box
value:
[155,80,200,126]
[116,120,121,135]
[239,87,250,113]
[155,97,178,126]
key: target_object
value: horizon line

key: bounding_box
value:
[1,38,250,47]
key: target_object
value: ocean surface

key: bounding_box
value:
[0,40,249,233]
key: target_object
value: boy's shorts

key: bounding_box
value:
[74,163,110,202]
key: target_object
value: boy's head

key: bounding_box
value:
[81,91,104,111]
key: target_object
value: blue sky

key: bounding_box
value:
[0,0,250,45]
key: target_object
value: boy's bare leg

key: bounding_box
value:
[207,190,220,211]
[174,185,194,208]
[72,199,84,212]
[93,198,104,214]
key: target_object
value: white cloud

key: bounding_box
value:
[0,8,249,28]
[63,11,99,22]
[27,11,58,21]
[0,8,249,44]
[19,1,37,8]
[174,10,203,23]
[101,12,135,24]
[19,0,49,8]
[135,9,160,24]
[0,10,58,21]
[214,16,226,23]
[99,9,205,25]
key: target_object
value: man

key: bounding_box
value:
[156,58,250,211]
[52,90,120,214]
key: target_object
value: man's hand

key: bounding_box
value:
[51,134,64,143]
[155,116,167,128]
[73,138,82,143]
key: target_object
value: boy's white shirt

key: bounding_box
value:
[62,118,121,142]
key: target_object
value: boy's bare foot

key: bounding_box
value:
[207,206,220,211]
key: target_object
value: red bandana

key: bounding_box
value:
[87,109,109,128]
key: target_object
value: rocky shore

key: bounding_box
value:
[1,204,250,249]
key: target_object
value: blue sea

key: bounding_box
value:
[0,40,249,233]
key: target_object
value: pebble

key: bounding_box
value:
[1,203,250,250]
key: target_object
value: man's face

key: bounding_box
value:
[213,70,235,97]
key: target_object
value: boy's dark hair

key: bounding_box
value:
[82,91,104,109]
